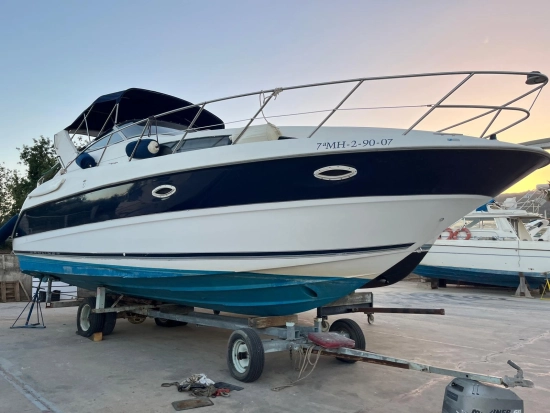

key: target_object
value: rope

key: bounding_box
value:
[271,345,322,391]
[259,89,283,129]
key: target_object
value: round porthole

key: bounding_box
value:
[313,166,357,181]
[152,185,176,198]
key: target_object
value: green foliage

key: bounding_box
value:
[0,163,16,224]
[0,136,57,225]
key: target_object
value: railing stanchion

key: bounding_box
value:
[307,80,364,139]
[128,119,151,162]
[403,73,474,135]
[479,109,502,138]
[172,104,206,154]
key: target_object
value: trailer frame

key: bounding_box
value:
[81,287,532,387]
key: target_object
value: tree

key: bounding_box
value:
[0,136,57,225]
[0,163,16,224]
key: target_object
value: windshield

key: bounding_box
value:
[86,132,124,152]
[116,120,187,139]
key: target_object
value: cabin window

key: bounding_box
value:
[463,218,497,229]
[534,227,548,238]
[174,136,231,153]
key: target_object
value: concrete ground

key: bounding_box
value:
[0,282,549,413]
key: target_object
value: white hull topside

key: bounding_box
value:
[14,195,488,280]
[419,240,550,276]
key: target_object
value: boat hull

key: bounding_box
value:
[15,195,486,315]
[414,240,550,288]
[414,265,547,289]
[13,131,550,315]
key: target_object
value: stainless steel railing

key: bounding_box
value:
[74,70,548,165]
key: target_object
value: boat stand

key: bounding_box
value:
[514,273,533,298]
[83,288,531,387]
[10,278,46,329]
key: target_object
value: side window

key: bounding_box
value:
[450,218,465,230]
[176,136,231,153]
[119,124,146,139]
[480,219,497,229]
[86,132,124,152]
[464,218,482,229]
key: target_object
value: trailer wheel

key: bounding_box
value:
[227,328,265,382]
[102,298,117,336]
[76,297,105,337]
[154,318,188,327]
[329,318,366,363]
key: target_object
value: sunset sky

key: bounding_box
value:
[1,1,549,193]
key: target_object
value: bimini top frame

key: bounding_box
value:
[67,70,547,165]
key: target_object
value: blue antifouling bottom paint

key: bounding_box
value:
[17,255,367,316]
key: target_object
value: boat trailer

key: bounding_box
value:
[77,287,532,391]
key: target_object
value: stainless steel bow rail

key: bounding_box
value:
[141,70,547,142]
[62,70,548,168]
[74,287,535,387]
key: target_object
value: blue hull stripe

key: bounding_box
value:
[14,242,412,259]
[17,255,367,316]
[414,265,547,288]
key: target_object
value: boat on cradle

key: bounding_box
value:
[6,71,550,316]
[414,184,550,289]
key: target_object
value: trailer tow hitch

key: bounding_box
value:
[502,360,533,388]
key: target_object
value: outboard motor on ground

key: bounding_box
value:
[442,378,524,413]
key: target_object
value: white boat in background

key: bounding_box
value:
[3,70,550,315]
[414,184,550,289]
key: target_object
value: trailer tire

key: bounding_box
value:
[102,298,117,336]
[77,297,105,337]
[154,318,187,327]
[227,328,265,382]
[329,318,366,363]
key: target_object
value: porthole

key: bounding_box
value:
[313,166,357,181]
[152,185,176,198]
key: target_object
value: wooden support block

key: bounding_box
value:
[324,292,373,307]
[248,314,298,329]
[14,282,20,302]
[18,281,30,301]
[0,283,6,303]
[91,332,103,342]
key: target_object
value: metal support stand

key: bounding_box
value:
[10,278,46,329]
[540,277,550,300]
[45,277,52,304]
[514,273,533,298]
[96,287,106,309]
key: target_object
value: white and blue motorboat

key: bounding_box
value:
[5,71,550,315]
[414,185,550,289]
